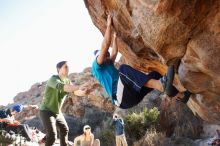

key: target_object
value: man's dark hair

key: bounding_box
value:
[94,50,99,56]
[56,61,67,73]
[93,50,110,57]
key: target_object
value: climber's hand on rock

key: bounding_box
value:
[107,14,112,26]
[113,31,117,39]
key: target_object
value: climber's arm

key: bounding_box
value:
[97,15,112,65]
[110,32,118,63]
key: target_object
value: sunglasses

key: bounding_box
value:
[85,127,90,130]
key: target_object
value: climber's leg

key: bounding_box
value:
[176,90,192,104]
[116,64,162,109]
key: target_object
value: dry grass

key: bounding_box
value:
[133,129,174,146]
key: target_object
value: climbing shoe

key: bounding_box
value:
[160,65,175,97]
[176,90,192,104]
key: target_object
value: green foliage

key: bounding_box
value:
[98,129,115,146]
[124,107,160,143]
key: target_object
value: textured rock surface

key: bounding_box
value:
[84,0,220,123]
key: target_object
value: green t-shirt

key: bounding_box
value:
[40,75,71,114]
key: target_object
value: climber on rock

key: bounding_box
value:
[91,14,192,109]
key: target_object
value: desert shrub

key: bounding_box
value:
[173,120,203,139]
[98,128,115,146]
[124,107,160,144]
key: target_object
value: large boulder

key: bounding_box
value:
[84,0,220,124]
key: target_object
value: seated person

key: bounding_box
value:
[74,125,100,146]
[0,104,33,141]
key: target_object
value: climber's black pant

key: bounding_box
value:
[116,64,179,109]
[40,110,69,146]
[117,64,162,109]
[5,124,32,141]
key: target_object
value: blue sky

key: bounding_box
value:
[0,1,106,105]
